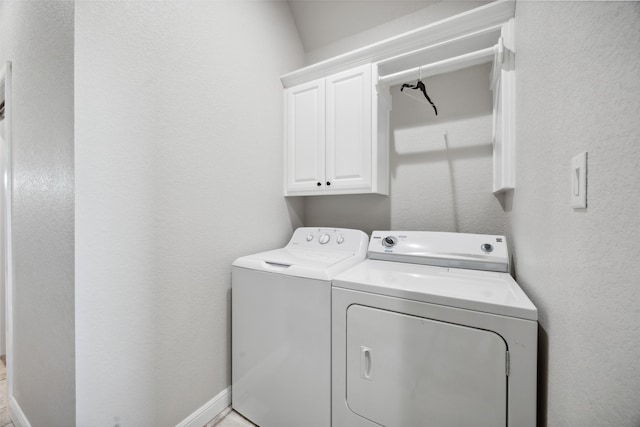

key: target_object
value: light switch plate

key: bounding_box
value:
[571,152,587,209]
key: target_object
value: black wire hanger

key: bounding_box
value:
[400,67,438,116]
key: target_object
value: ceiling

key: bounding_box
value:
[287,1,440,53]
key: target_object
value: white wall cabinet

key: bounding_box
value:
[285,64,389,196]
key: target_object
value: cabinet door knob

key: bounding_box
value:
[317,182,321,186]
[326,181,331,186]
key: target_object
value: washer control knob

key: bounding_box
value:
[336,235,345,244]
[481,243,494,253]
[319,234,330,245]
[306,234,314,242]
[382,236,397,248]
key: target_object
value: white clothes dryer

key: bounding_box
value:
[332,231,538,427]
[232,227,368,427]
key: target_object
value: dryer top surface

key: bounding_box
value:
[332,259,537,321]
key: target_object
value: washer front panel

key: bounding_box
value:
[233,267,331,426]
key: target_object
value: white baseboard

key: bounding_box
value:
[9,395,32,427]
[9,387,231,427]
[175,386,231,427]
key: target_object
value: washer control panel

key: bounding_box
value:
[288,227,368,253]
[369,230,509,273]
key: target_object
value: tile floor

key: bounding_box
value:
[0,357,14,427]
[205,407,256,427]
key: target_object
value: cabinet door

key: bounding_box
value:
[325,65,372,191]
[286,79,325,194]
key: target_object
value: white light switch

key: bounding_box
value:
[571,152,587,209]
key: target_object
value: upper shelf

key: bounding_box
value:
[280,0,516,88]
[377,45,496,87]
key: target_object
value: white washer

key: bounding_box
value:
[332,231,538,427]
[232,227,368,427]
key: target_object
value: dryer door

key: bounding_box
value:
[346,305,507,427]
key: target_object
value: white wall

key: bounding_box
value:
[305,63,505,236]
[75,1,304,425]
[0,1,76,426]
[510,2,640,425]
[389,63,503,234]
[289,0,437,55]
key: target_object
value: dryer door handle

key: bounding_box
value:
[360,346,374,381]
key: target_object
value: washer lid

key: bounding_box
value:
[233,227,369,280]
[233,247,363,281]
[332,259,537,321]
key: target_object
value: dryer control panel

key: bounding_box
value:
[369,230,509,273]
[287,227,369,254]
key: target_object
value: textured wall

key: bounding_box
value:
[75,1,304,425]
[305,63,505,236]
[511,2,640,426]
[0,1,75,426]
[389,63,504,235]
